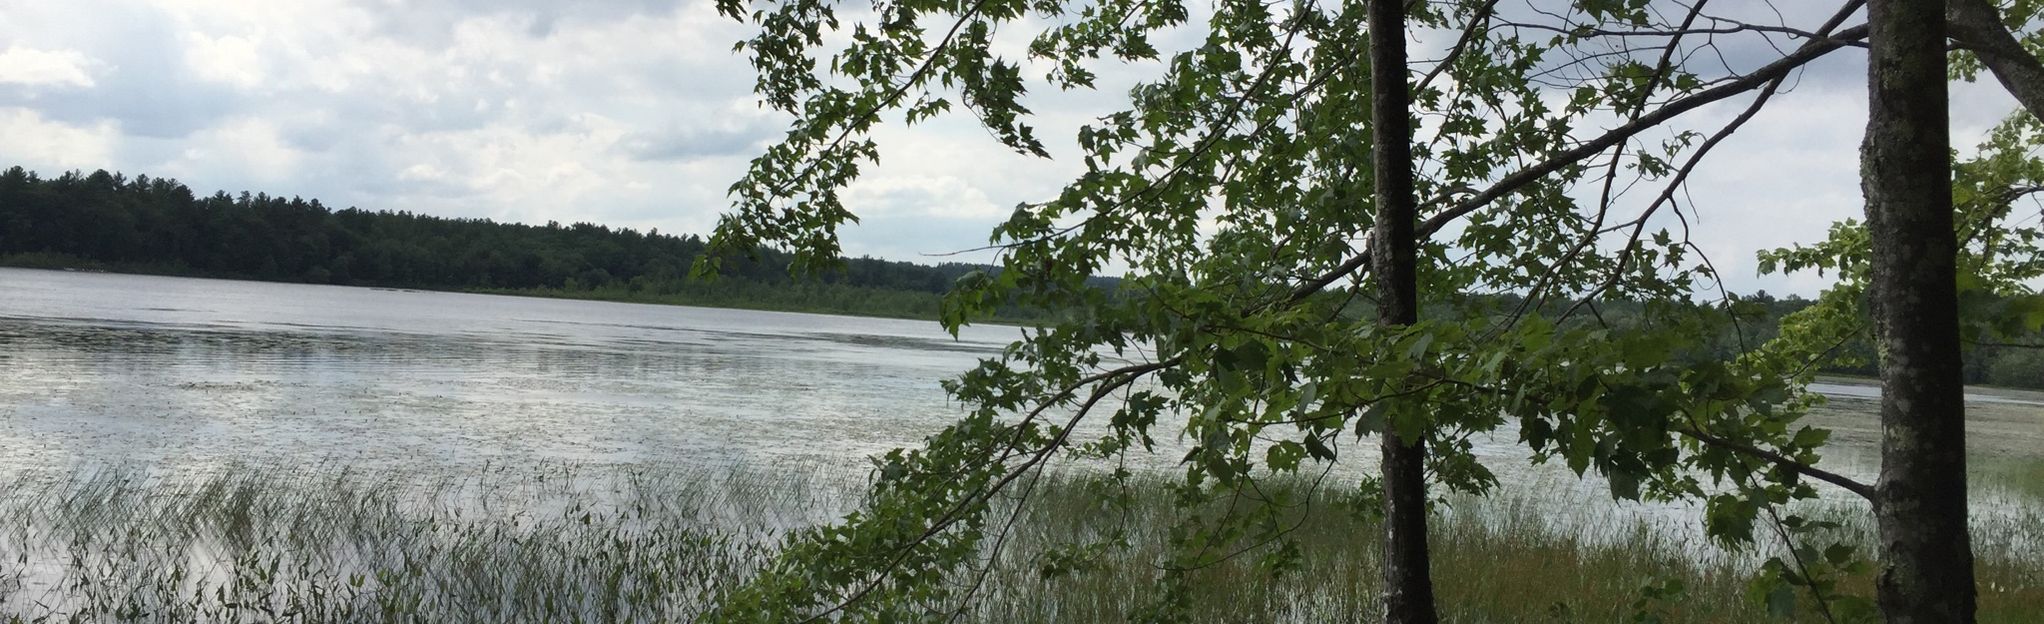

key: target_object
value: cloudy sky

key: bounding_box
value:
[0,1,2028,296]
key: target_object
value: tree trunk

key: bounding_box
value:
[1864,0,1978,622]
[1366,0,1436,622]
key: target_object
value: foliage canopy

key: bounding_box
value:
[700,0,2044,620]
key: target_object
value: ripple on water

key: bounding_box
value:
[0,267,2038,575]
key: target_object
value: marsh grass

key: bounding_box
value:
[1979,456,2044,501]
[1,464,2038,623]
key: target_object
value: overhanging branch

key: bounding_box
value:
[1289,23,1870,302]
[1677,426,1877,501]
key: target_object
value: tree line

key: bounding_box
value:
[0,166,1007,319]
[2,164,2037,388]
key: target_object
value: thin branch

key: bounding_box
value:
[1415,24,1867,242]
[1290,21,1870,302]
[1676,426,1876,501]
[799,357,1178,622]
[1415,0,1504,95]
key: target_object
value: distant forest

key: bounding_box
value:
[2,166,2039,388]
[0,166,1005,319]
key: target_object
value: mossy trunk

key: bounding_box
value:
[1863,0,1978,621]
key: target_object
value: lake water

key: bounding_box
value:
[3,267,2041,568]
[0,267,1027,476]
[8,267,2042,476]
[1807,380,2044,406]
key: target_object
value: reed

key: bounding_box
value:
[1,463,2037,622]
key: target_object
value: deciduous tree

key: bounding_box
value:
[702,0,2044,620]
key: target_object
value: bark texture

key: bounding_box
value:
[1367,0,1436,622]
[1864,0,1979,621]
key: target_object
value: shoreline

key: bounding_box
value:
[0,259,1037,328]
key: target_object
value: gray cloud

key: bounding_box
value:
[845,212,1007,265]
[0,0,2028,298]
[616,121,777,161]
[1485,0,1869,93]
[0,2,245,138]
[364,0,687,45]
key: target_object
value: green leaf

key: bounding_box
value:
[1766,584,1796,619]
[1608,469,1642,501]
[1303,434,1337,462]
[1823,543,1855,565]
[1267,441,1304,472]
[1407,332,1435,359]
[1791,427,1830,449]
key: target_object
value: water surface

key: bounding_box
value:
[3,268,2041,563]
[9,267,2042,478]
[0,268,1020,475]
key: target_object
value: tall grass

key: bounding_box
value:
[1980,456,2044,501]
[1,463,2038,622]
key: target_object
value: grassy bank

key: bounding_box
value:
[3,464,2038,622]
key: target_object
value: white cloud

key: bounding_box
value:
[0,108,119,168]
[845,176,1004,220]
[0,46,98,88]
[0,0,2034,297]
[1665,60,2022,296]
[182,34,267,88]
[160,118,306,184]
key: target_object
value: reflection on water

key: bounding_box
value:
[0,268,1020,476]
[1,267,2039,564]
